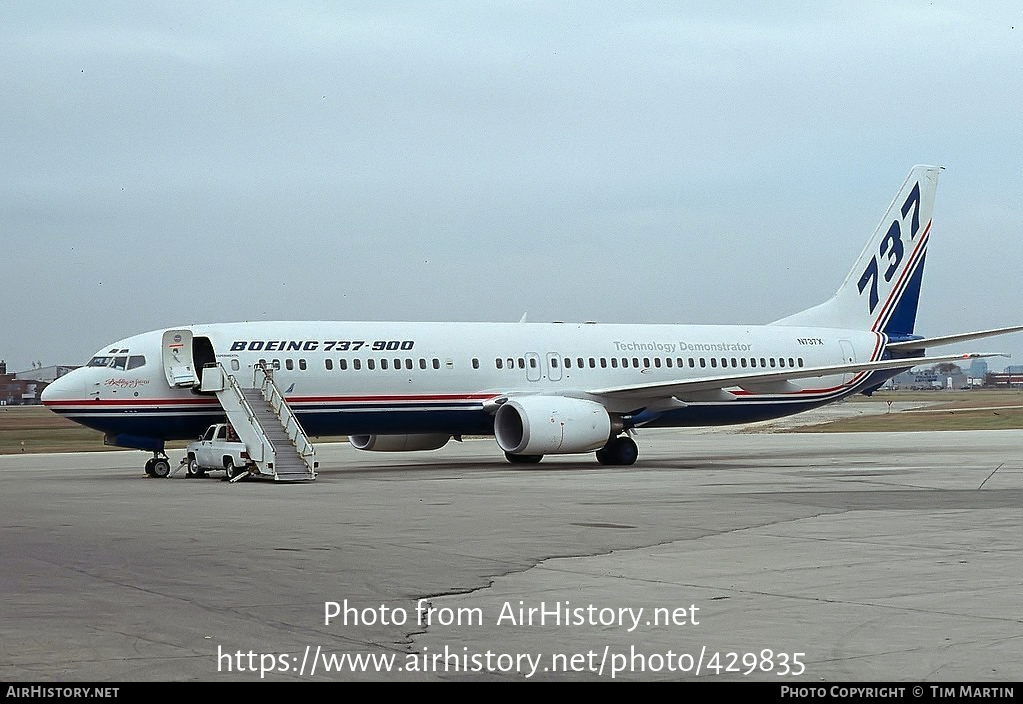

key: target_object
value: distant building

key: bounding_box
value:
[938,365,967,390]
[891,368,939,389]
[1,360,40,405]
[890,364,968,390]
[985,371,1023,388]
[0,360,79,405]
[967,359,989,387]
[16,365,78,383]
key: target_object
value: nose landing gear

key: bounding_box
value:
[144,453,172,478]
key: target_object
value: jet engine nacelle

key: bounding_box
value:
[350,434,450,452]
[494,396,612,455]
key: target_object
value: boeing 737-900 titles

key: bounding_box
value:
[41,166,1022,480]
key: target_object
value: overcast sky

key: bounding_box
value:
[2,1,1021,371]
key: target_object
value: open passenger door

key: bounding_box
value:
[162,329,199,387]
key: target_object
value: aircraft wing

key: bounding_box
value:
[585,352,1005,401]
[885,325,1023,352]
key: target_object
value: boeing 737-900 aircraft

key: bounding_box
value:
[41,166,1022,480]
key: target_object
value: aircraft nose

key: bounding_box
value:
[41,370,83,405]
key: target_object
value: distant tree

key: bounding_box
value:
[935,363,961,374]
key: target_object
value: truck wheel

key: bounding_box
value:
[224,458,239,479]
[186,457,205,478]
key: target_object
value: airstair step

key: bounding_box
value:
[215,367,317,482]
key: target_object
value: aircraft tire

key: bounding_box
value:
[504,452,543,464]
[151,458,171,478]
[602,437,638,466]
[144,459,156,477]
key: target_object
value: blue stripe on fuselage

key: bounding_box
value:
[54,406,494,442]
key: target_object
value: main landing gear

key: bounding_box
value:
[144,453,172,478]
[502,435,640,466]
[595,436,638,466]
[504,452,543,464]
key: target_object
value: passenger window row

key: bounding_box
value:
[258,358,447,372]
[495,356,805,371]
[253,355,806,374]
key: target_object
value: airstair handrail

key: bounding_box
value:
[221,363,275,462]
[253,362,317,475]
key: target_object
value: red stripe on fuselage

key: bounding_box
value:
[43,393,498,409]
[727,332,884,397]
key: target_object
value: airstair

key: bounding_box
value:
[200,362,318,482]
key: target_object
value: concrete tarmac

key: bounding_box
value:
[0,426,1020,681]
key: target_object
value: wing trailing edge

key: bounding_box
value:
[586,352,1006,401]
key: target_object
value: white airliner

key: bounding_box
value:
[41,166,1021,477]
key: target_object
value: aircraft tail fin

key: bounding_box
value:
[772,165,942,339]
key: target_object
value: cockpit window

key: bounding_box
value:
[87,354,146,370]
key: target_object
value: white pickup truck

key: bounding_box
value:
[184,423,252,478]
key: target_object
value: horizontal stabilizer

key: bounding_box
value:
[886,325,1023,351]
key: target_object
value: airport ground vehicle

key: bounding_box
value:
[183,423,251,478]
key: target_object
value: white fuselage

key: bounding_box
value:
[42,320,885,446]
